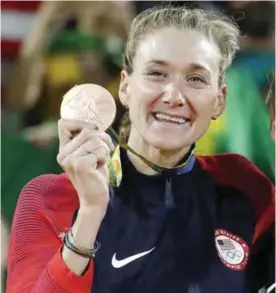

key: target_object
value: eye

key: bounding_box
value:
[148,70,167,77]
[188,76,205,83]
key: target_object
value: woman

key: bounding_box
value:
[7,6,274,293]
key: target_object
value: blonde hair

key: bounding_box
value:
[120,5,240,138]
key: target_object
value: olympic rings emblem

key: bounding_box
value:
[226,250,242,261]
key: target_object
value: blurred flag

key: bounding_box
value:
[1,1,41,58]
[1,1,41,86]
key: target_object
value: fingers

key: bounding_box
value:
[58,119,114,150]
[71,140,110,178]
[57,119,112,206]
[57,137,109,169]
[58,128,98,158]
[74,140,110,158]
[69,141,109,170]
[57,130,113,163]
[57,119,115,172]
[63,153,99,173]
[58,119,98,147]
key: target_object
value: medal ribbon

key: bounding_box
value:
[106,127,195,187]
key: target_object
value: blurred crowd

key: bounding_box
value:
[1,0,275,288]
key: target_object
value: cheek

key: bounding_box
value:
[190,93,217,120]
[130,78,162,110]
[134,77,162,98]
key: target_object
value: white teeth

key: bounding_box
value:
[154,113,186,124]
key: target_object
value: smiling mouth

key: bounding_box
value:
[152,112,190,125]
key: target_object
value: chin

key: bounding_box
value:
[145,134,188,151]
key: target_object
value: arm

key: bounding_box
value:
[198,153,275,243]
[4,2,58,111]
[6,174,95,293]
[198,154,275,292]
[4,1,81,111]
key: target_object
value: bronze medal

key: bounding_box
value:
[60,84,116,131]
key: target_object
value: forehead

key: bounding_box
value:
[135,28,221,71]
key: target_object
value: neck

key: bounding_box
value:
[127,128,192,175]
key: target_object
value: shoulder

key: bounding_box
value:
[20,173,78,207]
[196,153,274,195]
[14,173,79,231]
[197,153,275,242]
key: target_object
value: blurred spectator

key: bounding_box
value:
[2,1,134,146]
[3,1,133,130]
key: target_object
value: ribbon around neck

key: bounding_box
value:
[106,127,195,187]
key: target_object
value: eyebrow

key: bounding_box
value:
[189,62,211,74]
[146,60,211,74]
[146,59,169,66]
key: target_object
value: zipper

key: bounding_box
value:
[164,177,175,209]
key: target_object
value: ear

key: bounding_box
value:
[212,84,227,119]
[118,70,130,107]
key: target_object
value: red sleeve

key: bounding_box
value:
[197,153,275,244]
[6,174,94,293]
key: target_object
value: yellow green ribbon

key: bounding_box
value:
[108,146,123,187]
[106,128,195,187]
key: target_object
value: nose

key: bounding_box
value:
[162,85,186,108]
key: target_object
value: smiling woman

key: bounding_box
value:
[118,7,238,172]
[7,5,275,293]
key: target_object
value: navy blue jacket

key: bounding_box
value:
[72,149,275,293]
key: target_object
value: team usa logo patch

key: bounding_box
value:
[215,229,249,271]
